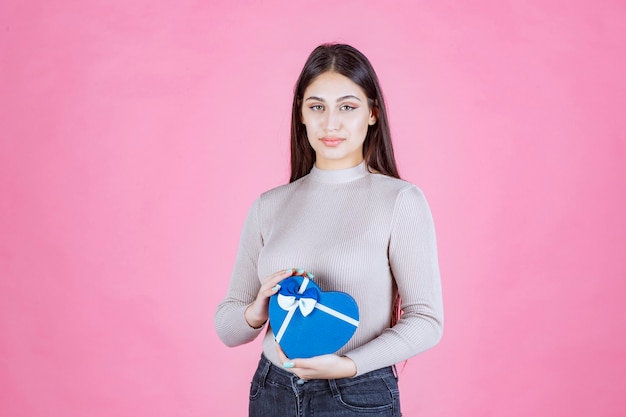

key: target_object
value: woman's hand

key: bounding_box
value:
[244,269,295,329]
[276,343,357,380]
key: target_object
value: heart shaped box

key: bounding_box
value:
[269,275,359,359]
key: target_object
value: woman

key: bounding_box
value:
[215,43,443,416]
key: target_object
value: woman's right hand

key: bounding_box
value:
[244,268,296,329]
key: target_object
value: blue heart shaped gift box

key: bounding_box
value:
[269,275,359,359]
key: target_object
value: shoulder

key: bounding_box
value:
[368,174,433,223]
[249,176,308,218]
[258,176,305,203]
[369,173,425,200]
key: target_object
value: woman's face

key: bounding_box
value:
[301,71,377,170]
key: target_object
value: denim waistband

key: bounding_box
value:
[254,353,398,390]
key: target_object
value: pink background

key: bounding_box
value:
[1,1,625,416]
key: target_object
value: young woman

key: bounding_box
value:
[215,43,443,416]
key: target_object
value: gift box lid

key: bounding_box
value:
[269,275,359,359]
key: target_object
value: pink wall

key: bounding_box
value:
[1,1,625,416]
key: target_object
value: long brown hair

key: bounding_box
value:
[289,43,400,183]
[289,43,403,326]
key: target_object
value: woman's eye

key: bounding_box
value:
[340,105,356,111]
[310,105,324,111]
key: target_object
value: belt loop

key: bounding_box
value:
[392,364,399,381]
[328,379,341,398]
[259,355,272,387]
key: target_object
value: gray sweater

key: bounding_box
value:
[215,162,443,376]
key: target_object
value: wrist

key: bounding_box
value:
[244,304,267,329]
[341,356,357,378]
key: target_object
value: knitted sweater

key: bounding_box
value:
[214,162,443,376]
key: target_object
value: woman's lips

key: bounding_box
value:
[320,137,344,147]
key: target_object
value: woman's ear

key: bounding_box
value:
[368,99,379,125]
[369,106,379,125]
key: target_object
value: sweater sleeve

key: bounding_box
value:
[344,185,444,375]
[214,198,265,346]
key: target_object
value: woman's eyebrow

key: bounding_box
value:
[304,96,326,102]
[304,95,362,102]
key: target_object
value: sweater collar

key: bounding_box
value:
[308,161,370,184]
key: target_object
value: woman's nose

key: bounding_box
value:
[324,110,340,131]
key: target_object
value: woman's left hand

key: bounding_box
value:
[276,343,357,380]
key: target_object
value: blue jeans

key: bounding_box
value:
[249,354,402,417]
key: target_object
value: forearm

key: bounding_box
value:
[215,299,264,347]
[344,304,443,375]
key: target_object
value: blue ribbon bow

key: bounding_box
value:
[277,278,320,317]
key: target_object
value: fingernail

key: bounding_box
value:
[285,269,293,274]
[283,361,294,369]
[271,284,281,292]
[296,269,304,274]
[306,272,314,279]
